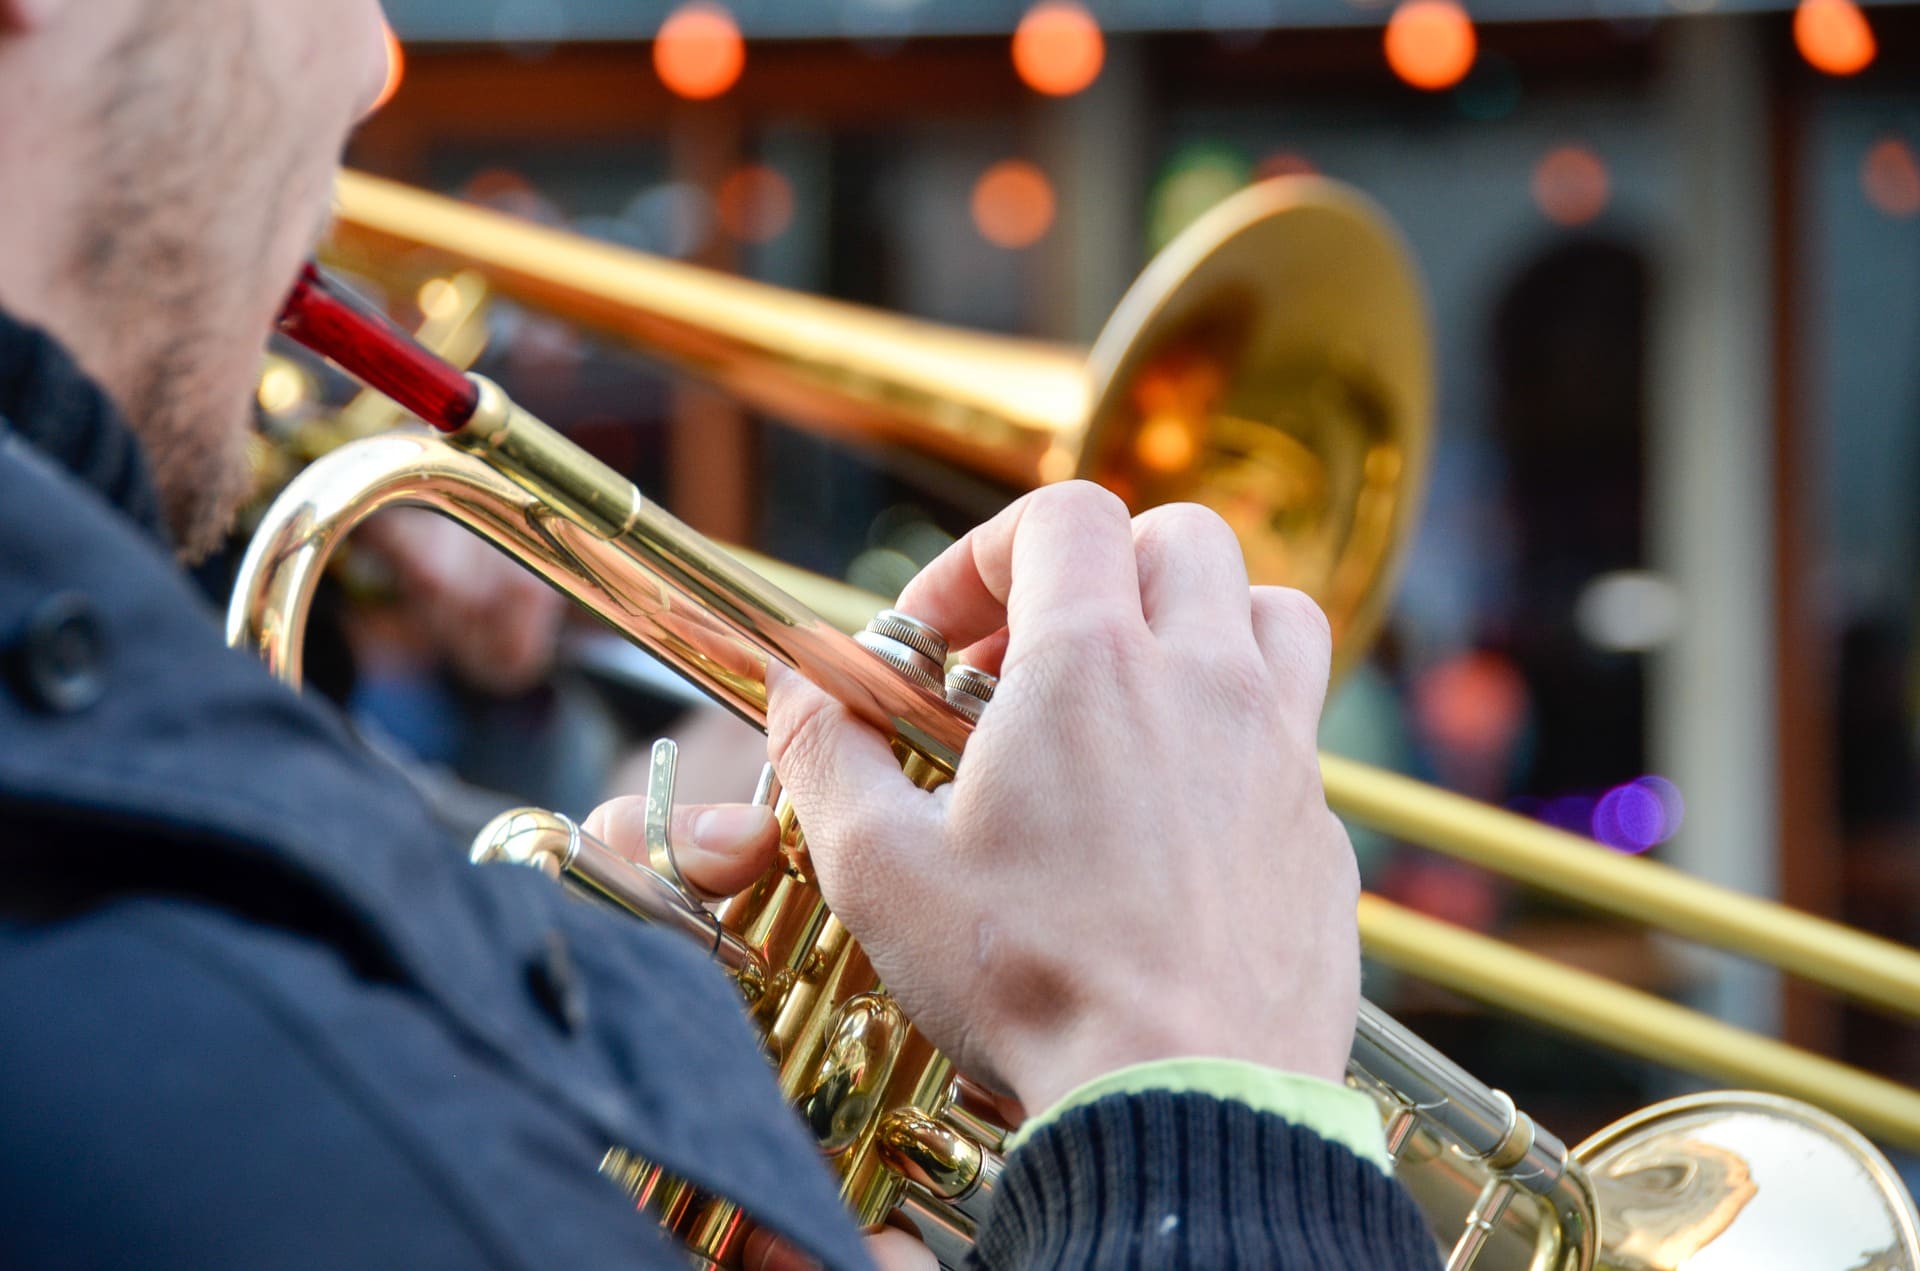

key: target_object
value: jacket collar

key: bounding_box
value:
[0,305,169,545]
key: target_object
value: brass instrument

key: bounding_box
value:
[231,182,1920,1269]
[324,170,1429,679]
[309,171,1920,1124]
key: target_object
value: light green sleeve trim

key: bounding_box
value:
[1004,1058,1390,1173]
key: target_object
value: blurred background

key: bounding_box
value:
[271,0,1920,1158]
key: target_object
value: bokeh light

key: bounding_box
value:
[1256,151,1318,180]
[1148,143,1252,251]
[1412,650,1529,757]
[971,160,1057,249]
[370,22,406,116]
[1134,418,1199,473]
[256,359,313,418]
[1575,570,1683,652]
[1012,2,1106,97]
[1532,145,1611,227]
[1862,137,1920,220]
[717,164,797,243]
[417,278,465,323]
[1794,0,1876,76]
[1384,0,1477,92]
[655,3,746,101]
[640,182,717,257]
[1593,776,1685,853]
[460,168,560,225]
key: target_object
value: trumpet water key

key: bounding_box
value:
[233,259,1920,1268]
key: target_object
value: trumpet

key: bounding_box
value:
[234,236,1920,1266]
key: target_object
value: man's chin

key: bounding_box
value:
[161,433,259,567]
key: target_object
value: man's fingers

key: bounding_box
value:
[766,667,937,911]
[1250,585,1334,716]
[742,1227,937,1271]
[896,482,1144,654]
[1131,503,1251,643]
[582,796,779,898]
[953,627,1009,677]
[741,1226,816,1271]
[867,1230,941,1271]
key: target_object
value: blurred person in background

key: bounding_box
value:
[0,1,1436,1267]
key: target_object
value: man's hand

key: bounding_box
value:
[583,795,780,899]
[767,483,1360,1116]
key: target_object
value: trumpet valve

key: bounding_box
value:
[855,609,949,692]
[944,664,998,723]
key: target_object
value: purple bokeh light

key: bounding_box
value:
[1592,775,1685,853]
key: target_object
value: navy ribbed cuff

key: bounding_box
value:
[976,1090,1439,1269]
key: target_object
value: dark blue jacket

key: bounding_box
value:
[0,311,1441,1270]
[0,315,869,1269]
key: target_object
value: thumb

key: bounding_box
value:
[582,797,778,898]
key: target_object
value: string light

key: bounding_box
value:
[1794,0,1875,76]
[1862,137,1920,219]
[1384,0,1477,92]
[654,3,746,101]
[971,160,1056,249]
[717,164,797,243]
[1012,2,1106,97]
[1532,145,1610,227]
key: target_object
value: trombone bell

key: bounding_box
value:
[324,170,1429,678]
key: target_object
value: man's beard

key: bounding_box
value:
[121,326,257,562]
[69,0,287,563]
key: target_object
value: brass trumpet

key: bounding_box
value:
[234,203,1920,1263]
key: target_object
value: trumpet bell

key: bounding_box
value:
[1577,1092,1920,1270]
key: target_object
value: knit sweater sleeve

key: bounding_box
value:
[973,1090,1441,1270]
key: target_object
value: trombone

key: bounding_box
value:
[235,172,1920,1267]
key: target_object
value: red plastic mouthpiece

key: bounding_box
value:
[277,264,480,432]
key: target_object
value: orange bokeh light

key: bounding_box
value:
[655,3,746,101]
[1135,416,1200,474]
[1012,2,1106,97]
[1794,0,1876,76]
[1384,0,1477,92]
[1862,137,1920,219]
[717,164,797,243]
[971,160,1057,249]
[370,22,405,116]
[1532,145,1610,226]
[1256,152,1318,180]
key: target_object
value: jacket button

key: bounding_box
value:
[526,931,587,1037]
[8,593,108,715]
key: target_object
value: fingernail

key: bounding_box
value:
[692,804,773,851]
